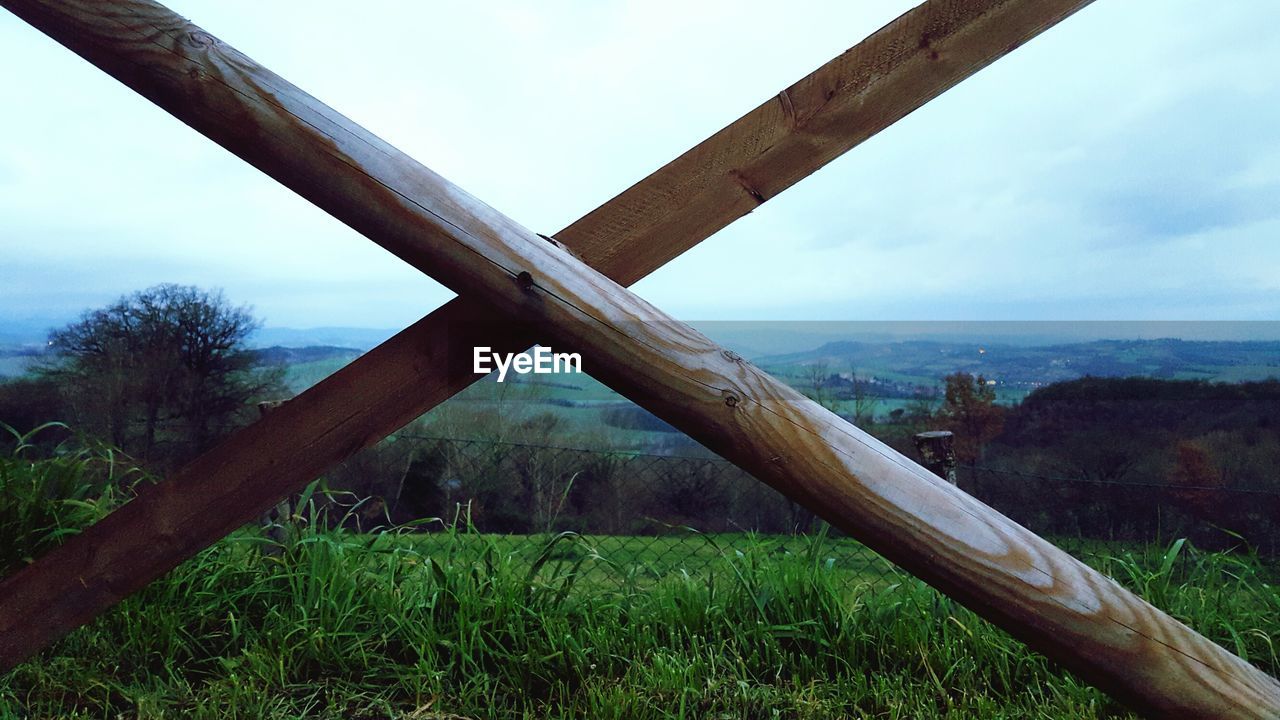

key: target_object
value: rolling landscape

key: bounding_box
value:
[5,323,1279,451]
[3,316,1278,718]
[4,0,1280,714]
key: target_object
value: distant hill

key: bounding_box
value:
[250,326,397,350]
[0,316,64,347]
[255,345,365,393]
[0,343,365,385]
[693,321,1280,359]
[0,346,45,379]
[255,345,362,365]
[7,320,1280,397]
[757,338,1280,394]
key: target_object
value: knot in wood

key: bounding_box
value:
[515,270,535,292]
[721,349,742,363]
[257,399,288,418]
[184,30,214,49]
[724,393,739,408]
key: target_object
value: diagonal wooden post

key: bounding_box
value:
[0,0,1097,675]
[4,1,1280,717]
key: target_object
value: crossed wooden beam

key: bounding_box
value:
[2,1,1278,717]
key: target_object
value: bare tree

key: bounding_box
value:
[849,366,881,426]
[802,361,837,412]
[42,284,283,466]
[900,385,941,436]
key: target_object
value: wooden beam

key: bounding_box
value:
[0,0,1098,675]
[8,2,1279,717]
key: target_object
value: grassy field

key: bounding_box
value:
[3,524,1276,718]
[283,356,355,393]
[1,442,1277,719]
[405,531,902,595]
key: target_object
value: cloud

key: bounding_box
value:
[1,0,1278,329]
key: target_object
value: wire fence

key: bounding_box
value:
[320,433,1280,595]
[321,434,904,594]
[960,464,1280,557]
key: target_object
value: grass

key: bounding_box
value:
[0,449,1277,718]
[0,422,141,576]
[403,530,900,595]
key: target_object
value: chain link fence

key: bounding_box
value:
[317,434,1279,597]
[961,464,1280,557]
[324,434,902,595]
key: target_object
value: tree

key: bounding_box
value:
[1167,440,1235,549]
[41,284,283,466]
[802,361,837,412]
[849,366,881,426]
[939,372,1005,464]
[0,376,68,447]
[905,386,940,429]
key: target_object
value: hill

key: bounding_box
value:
[756,338,1280,397]
[255,345,362,365]
[250,326,396,350]
[259,345,364,392]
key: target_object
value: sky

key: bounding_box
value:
[1,1,1279,334]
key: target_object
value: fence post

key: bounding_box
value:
[913,430,957,485]
[256,400,294,551]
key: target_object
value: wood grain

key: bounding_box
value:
[7,1,1277,717]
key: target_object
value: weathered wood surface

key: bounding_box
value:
[0,0,1100,677]
[6,1,1279,717]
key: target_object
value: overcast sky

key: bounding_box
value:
[1,1,1278,332]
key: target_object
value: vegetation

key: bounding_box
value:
[0,423,140,576]
[1,446,1276,719]
[28,284,283,469]
[758,337,1280,398]
[2,301,1278,716]
[937,372,1005,463]
[967,377,1280,551]
[0,377,66,446]
[325,373,1280,552]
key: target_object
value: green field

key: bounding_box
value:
[4,519,1276,719]
[266,337,1280,452]
[283,356,360,393]
[405,531,901,595]
[284,358,680,449]
[4,422,1277,719]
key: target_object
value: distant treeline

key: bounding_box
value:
[310,377,1278,552]
[1007,376,1278,437]
[5,335,1278,550]
[600,406,679,434]
[954,377,1280,551]
[990,376,1279,491]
